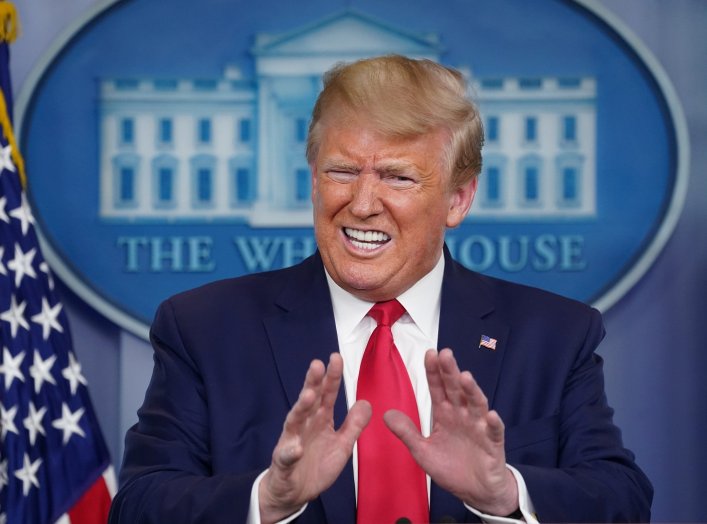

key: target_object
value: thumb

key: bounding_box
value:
[383,409,424,452]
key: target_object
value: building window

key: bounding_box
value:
[197,118,212,144]
[524,117,537,143]
[154,79,178,91]
[152,155,178,208]
[239,119,251,143]
[519,78,542,89]
[486,117,499,142]
[235,167,253,204]
[479,155,506,208]
[518,155,543,207]
[190,155,216,207]
[158,168,174,202]
[158,118,173,144]
[555,153,584,208]
[562,116,577,143]
[295,118,308,143]
[524,166,539,202]
[558,77,582,88]
[112,154,140,208]
[119,167,135,202]
[120,118,134,145]
[562,167,578,201]
[295,168,310,202]
[481,78,504,90]
[197,168,212,202]
[486,166,501,204]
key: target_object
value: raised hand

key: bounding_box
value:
[384,348,518,516]
[259,353,371,524]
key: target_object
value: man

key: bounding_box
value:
[109,56,652,523]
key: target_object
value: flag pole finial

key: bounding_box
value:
[0,1,19,44]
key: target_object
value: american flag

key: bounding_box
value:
[0,9,114,523]
[479,334,497,351]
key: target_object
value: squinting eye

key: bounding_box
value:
[327,170,357,183]
[386,175,415,187]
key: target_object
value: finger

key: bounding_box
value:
[383,409,425,455]
[438,348,465,406]
[282,360,326,435]
[425,349,447,405]
[320,353,344,412]
[459,369,489,416]
[272,436,304,469]
[486,409,506,446]
[337,399,372,447]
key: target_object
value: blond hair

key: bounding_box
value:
[306,55,484,188]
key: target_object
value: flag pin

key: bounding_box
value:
[479,335,497,350]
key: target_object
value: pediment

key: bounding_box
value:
[253,10,442,57]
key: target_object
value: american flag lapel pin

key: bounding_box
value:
[479,334,498,351]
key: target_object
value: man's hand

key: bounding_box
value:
[384,348,519,516]
[259,353,371,524]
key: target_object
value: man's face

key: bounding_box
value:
[311,117,477,302]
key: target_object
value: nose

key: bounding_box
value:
[349,172,384,218]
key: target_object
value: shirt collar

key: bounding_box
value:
[325,254,445,343]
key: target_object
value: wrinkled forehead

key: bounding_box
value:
[315,113,455,183]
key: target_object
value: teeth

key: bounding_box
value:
[350,239,379,250]
[344,228,390,245]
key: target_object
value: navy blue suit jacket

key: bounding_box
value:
[110,249,652,523]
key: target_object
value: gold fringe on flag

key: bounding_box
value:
[0,1,19,43]
[0,89,27,188]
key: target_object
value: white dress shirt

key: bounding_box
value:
[247,254,538,524]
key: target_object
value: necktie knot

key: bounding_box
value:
[368,299,405,327]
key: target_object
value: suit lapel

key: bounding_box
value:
[437,248,509,411]
[431,249,510,520]
[262,253,356,524]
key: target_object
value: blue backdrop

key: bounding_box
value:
[10,0,707,521]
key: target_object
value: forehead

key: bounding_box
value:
[316,116,450,168]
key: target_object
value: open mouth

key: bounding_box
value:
[343,227,390,251]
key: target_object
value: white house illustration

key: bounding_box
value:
[98,10,596,226]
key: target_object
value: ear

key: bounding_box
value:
[446,177,477,228]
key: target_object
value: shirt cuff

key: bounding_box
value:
[246,469,309,524]
[464,464,539,524]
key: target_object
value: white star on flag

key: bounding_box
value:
[0,404,19,441]
[7,244,37,287]
[14,454,41,497]
[39,261,54,290]
[23,401,47,446]
[0,247,6,276]
[8,193,35,236]
[51,403,86,445]
[0,459,7,490]
[0,294,29,337]
[62,352,87,395]
[30,297,63,340]
[29,350,57,393]
[0,196,8,223]
[0,145,14,174]
[0,347,25,390]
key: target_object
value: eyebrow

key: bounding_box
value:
[319,157,420,176]
[376,163,413,177]
[320,159,361,173]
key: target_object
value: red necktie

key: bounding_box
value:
[356,300,428,524]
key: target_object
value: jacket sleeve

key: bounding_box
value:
[108,298,259,524]
[511,308,653,522]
